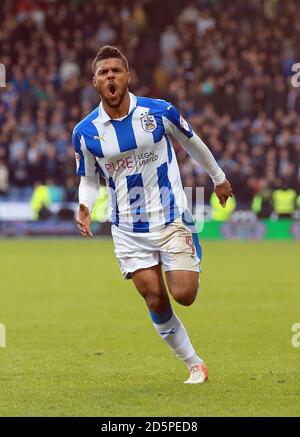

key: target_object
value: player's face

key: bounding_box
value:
[93,58,130,108]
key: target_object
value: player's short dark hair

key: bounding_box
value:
[92,46,129,74]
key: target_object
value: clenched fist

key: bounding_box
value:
[214,179,233,208]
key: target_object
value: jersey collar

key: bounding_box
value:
[99,92,137,123]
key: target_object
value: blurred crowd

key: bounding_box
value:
[1,0,300,214]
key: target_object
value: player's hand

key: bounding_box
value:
[77,203,93,238]
[214,179,233,208]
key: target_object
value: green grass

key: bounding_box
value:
[0,239,299,416]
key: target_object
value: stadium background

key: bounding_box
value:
[0,0,299,418]
[0,0,300,237]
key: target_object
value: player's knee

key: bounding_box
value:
[144,293,165,312]
[172,286,198,306]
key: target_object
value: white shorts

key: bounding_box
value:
[111,214,202,279]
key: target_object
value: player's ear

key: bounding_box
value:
[127,71,131,85]
[92,76,97,87]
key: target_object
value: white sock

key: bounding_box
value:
[184,354,203,369]
[152,312,203,369]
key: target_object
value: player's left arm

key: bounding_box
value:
[162,104,233,207]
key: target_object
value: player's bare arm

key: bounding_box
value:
[214,179,233,207]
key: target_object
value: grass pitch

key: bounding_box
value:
[0,239,299,417]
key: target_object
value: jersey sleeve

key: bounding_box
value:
[162,103,194,140]
[162,104,225,186]
[72,128,99,177]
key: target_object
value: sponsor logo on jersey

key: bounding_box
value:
[137,150,158,166]
[104,150,159,173]
[141,114,157,132]
[105,156,135,173]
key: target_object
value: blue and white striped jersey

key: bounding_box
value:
[72,93,196,233]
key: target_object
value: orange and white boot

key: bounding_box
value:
[184,362,208,384]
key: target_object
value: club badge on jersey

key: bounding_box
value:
[141,114,157,132]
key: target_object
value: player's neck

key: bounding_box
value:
[102,91,130,120]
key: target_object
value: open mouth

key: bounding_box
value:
[108,82,117,97]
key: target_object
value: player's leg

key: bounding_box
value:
[161,269,208,384]
[157,216,208,383]
[111,223,207,383]
[160,214,202,306]
[165,270,199,306]
[131,264,207,383]
[131,264,171,318]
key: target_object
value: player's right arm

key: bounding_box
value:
[77,175,99,237]
[72,129,100,237]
